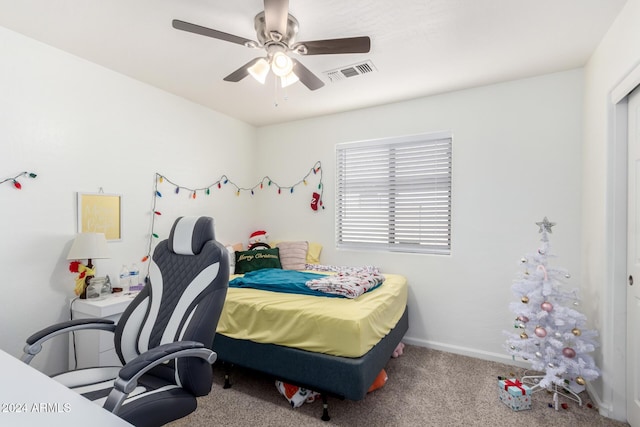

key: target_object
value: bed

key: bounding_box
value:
[210,247,409,420]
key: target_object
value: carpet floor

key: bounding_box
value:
[168,345,629,427]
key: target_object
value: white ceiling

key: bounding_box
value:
[0,0,628,127]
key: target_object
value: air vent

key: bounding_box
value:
[324,60,377,83]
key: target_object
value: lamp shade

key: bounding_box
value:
[271,52,293,77]
[248,58,270,84]
[67,232,111,261]
[280,71,299,88]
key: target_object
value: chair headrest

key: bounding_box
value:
[168,216,215,255]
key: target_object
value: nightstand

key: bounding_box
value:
[69,292,138,370]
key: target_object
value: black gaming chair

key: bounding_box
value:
[22,216,229,426]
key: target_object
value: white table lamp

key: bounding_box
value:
[67,232,110,269]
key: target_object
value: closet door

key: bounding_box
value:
[627,85,640,427]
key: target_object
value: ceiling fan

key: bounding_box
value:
[172,0,371,91]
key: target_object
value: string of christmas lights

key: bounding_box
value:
[1,171,37,189]
[141,161,324,270]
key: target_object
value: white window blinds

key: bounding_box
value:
[336,132,452,254]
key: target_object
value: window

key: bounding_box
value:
[336,132,452,254]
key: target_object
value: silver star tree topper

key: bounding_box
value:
[536,217,556,234]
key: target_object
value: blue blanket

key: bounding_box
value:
[229,268,343,298]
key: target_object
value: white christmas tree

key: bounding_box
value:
[505,217,600,397]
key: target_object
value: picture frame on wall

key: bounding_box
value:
[77,192,122,241]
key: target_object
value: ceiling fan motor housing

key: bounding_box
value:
[254,11,299,48]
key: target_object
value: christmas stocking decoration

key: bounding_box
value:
[311,192,320,211]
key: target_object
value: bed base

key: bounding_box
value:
[212,306,409,420]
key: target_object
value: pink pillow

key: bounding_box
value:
[276,241,309,270]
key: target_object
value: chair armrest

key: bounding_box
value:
[21,318,116,364]
[103,341,216,415]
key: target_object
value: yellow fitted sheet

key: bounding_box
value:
[215,273,408,358]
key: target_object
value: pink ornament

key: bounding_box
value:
[518,316,529,323]
[562,347,576,358]
[534,326,547,338]
[541,302,553,312]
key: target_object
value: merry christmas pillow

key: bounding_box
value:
[234,248,282,274]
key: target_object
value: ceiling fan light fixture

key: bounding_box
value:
[248,58,270,84]
[280,71,300,88]
[271,51,293,77]
[172,3,366,92]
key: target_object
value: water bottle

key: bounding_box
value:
[119,265,129,288]
[129,263,140,288]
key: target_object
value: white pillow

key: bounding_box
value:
[225,245,236,272]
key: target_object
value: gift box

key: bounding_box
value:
[498,378,532,411]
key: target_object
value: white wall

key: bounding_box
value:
[582,0,640,421]
[256,69,584,362]
[0,27,256,374]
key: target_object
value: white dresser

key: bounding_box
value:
[68,293,137,369]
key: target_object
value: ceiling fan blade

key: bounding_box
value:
[264,0,289,37]
[223,58,262,82]
[291,59,324,91]
[293,36,371,55]
[172,19,255,47]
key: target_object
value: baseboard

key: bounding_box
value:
[402,336,529,369]
[586,382,615,419]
